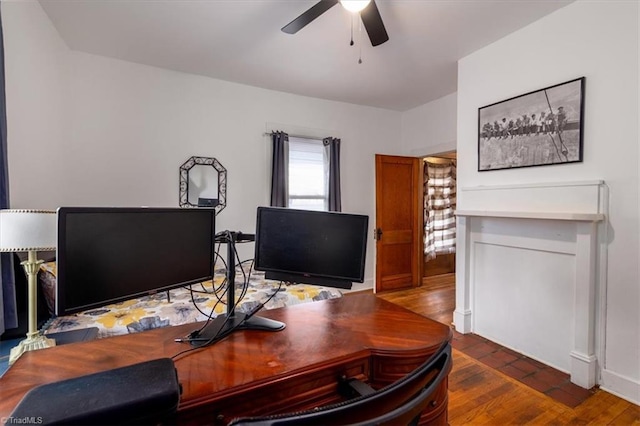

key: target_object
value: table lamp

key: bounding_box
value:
[0,209,57,365]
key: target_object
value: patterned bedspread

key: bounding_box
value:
[41,262,343,339]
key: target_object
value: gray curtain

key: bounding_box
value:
[270,131,289,207]
[323,137,341,212]
[0,6,16,335]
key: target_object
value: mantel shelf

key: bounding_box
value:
[455,210,605,222]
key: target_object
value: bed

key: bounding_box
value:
[39,262,343,339]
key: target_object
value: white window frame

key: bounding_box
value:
[287,137,329,211]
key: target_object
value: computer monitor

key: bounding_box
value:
[254,207,369,290]
[56,207,215,316]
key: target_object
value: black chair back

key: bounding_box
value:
[228,341,452,426]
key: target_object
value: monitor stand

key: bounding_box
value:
[189,231,285,348]
[188,313,285,346]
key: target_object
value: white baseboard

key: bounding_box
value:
[453,309,472,333]
[600,369,640,405]
[569,351,597,389]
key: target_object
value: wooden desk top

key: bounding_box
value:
[0,294,452,420]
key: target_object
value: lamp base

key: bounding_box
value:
[8,333,56,366]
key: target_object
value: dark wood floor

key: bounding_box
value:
[372,274,640,425]
[377,273,456,325]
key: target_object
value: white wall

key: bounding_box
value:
[400,92,457,156]
[3,0,69,202]
[457,0,639,403]
[2,0,402,290]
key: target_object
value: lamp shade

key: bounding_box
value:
[0,209,57,252]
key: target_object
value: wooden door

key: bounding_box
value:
[375,155,423,293]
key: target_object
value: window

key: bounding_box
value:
[288,137,328,211]
[269,131,340,212]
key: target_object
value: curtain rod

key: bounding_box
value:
[263,132,328,141]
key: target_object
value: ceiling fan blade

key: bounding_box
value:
[360,0,389,46]
[281,0,340,34]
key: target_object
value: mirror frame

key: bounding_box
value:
[179,156,227,215]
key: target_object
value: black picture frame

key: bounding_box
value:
[478,77,585,171]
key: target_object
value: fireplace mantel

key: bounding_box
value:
[454,197,605,389]
[455,210,604,222]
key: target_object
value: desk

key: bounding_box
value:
[0,294,452,425]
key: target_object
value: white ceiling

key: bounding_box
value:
[39,0,573,111]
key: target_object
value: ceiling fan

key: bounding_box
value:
[281,0,389,47]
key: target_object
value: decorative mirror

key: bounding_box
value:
[179,156,227,215]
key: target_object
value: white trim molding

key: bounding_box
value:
[455,210,604,222]
[454,180,607,390]
[600,369,640,405]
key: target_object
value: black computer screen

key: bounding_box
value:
[56,207,215,315]
[254,207,368,289]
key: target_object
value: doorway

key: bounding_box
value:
[374,152,456,293]
[374,155,422,293]
[422,152,457,284]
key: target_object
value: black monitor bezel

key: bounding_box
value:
[253,207,368,286]
[56,206,215,316]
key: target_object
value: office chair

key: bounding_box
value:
[228,341,452,426]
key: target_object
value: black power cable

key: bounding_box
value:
[172,230,273,360]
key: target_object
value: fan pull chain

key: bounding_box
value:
[350,14,354,46]
[358,15,363,64]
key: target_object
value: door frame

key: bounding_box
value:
[374,149,457,293]
[421,152,458,280]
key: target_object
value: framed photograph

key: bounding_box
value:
[478,77,585,171]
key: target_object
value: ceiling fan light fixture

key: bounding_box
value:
[283,0,388,47]
[340,0,371,13]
